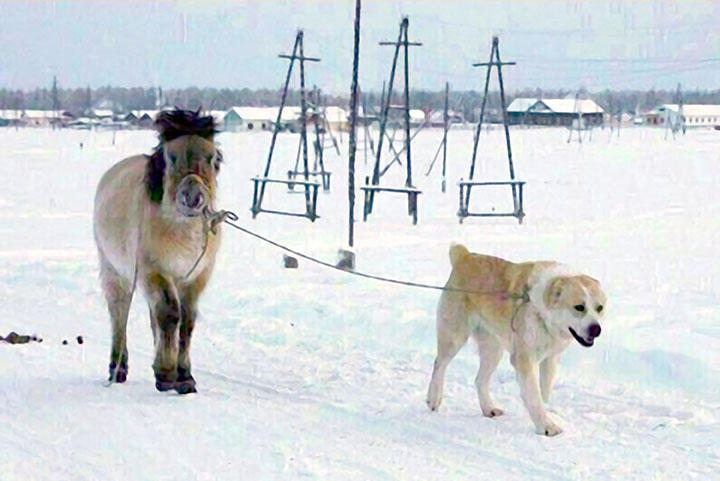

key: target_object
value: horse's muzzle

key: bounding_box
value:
[176,175,210,217]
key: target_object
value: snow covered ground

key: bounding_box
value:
[1,125,719,480]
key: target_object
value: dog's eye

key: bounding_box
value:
[574,304,585,312]
[596,305,603,313]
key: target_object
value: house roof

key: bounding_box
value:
[0,110,23,120]
[409,109,426,121]
[529,99,603,114]
[507,98,539,113]
[92,109,114,118]
[228,106,302,122]
[660,104,720,117]
[131,110,159,120]
[0,110,63,120]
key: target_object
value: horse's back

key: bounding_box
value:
[94,155,148,280]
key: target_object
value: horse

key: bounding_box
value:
[93,108,223,394]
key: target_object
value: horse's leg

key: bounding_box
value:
[176,268,212,395]
[100,252,133,383]
[144,272,181,392]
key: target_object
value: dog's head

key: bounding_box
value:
[146,109,222,217]
[543,275,606,347]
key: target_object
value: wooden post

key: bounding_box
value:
[466,40,495,206]
[442,81,449,193]
[298,32,312,216]
[373,25,403,187]
[348,0,361,248]
[403,20,412,188]
[494,37,518,211]
[258,33,301,209]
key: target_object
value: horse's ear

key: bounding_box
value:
[145,150,165,203]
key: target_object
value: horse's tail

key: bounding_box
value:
[449,243,470,267]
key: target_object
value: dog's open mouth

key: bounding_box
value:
[569,327,594,347]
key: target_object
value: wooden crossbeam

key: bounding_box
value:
[360,185,421,194]
[379,41,422,46]
[457,180,525,225]
[472,61,516,67]
[251,176,320,187]
[459,180,525,187]
[278,54,321,62]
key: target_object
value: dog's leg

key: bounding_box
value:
[100,253,133,383]
[472,328,504,417]
[427,292,469,411]
[540,354,560,403]
[176,269,211,395]
[511,353,562,436]
[144,272,181,392]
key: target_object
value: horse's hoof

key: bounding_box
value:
[155,380,176,392]
[108,363,128,383]
[174,379,197,395]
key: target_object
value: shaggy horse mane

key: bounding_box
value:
[145,108,219,204]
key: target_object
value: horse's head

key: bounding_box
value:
[146,109,222,217]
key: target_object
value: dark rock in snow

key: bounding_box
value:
[283,255,299,269]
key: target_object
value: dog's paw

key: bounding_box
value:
[536,421,563,437]
[482,407,504,418]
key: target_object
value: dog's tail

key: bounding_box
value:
[449,243,470,267]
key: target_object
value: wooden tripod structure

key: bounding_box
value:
[287,87,339,191]
[458,36,525,224]
[361,17,423,225]
[251,31,321,221]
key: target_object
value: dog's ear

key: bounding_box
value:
[543,277,565,307]
[578,275,600,289]
[579,275,606,305]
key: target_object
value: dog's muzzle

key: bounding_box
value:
[176,175,210,217]
[569,323,601,348]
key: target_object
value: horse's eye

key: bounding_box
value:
[597,305,603,313]
[574,304,585,312]
[169,153,177,164]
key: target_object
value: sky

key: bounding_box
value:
[0,0,719,94]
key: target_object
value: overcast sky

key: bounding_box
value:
[1,1,718,93]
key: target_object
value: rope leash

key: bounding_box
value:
[206,207,530,302]
[183,208,240,280]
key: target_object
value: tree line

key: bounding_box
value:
[1,85,718,121]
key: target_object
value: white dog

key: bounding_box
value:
[426,244,606,436]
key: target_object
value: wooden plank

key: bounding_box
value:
[460,212,521,218]
[360,186,422,194]
[459,181,525,186]
[252,176,320,187]
[255,208,320,219]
